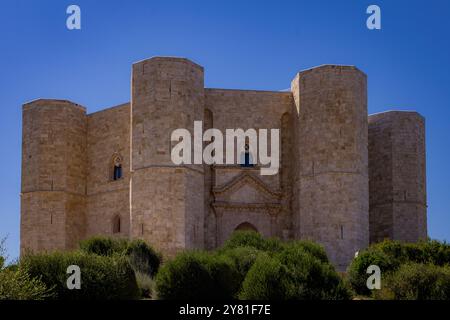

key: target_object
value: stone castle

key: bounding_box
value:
[20,57,427,269]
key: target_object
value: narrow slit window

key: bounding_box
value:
[113,215,121,234]
[111,155,123,181]
[113,164,122,180]
[240,144,254,167]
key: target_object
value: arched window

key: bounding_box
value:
[240,144,254,167]
[111,154,123,181]
[112,215,121,234]
[235,222,258,232]
[113,164,122,180]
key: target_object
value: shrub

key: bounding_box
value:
[0,268,53,300]
[347,248,400,296]
[414,240,450,266]
[155,251,240,300]
[239,253,289,300]
[0,236,6,270]
[79,236,128,257]
[374,263,450,300]
[126,239,161,277]
[206,254,241,299]
[135,271,155,299]
[283,240,329,264]
[347,239,450,296]
[240,248,350,300]
[220,231,283,253]
[156,251,215,300]
[278,243,350,299]
[218,246,261,283]
[20,251,140,300]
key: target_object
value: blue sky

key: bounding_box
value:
[0,0,449,260]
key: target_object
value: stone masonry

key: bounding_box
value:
[20,57,427,270]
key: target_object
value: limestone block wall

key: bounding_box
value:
[130,57,205,255]
[86,103,131,238]
[291,66,369,269]
[368,111,427,243]
[21,99,87,252]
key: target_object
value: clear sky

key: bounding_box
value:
[0,0,449,261]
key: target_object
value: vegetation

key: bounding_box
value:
[2,232,449,300]
[20,251,140,300]
[348,239,450,299]
[0,268,53,300]
[156,231,350,300]
[0,236,53,300]
[80,236,162,277]
[374,263,450,300]
[155,251,240,300]
[135,271,156,299]
[79,236,128,256]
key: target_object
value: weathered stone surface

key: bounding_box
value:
[20,57,427,270]
[368,111,427,243]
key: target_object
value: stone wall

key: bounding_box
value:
[86,103,131,238]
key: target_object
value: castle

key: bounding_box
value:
[20,57,427,269]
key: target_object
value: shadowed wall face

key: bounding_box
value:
[368,112,427,243]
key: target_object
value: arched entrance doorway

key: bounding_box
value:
[234,222,258,232]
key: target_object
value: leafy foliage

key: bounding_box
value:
[79,236,128,257]
[155,251,240,300]
[20,251,140,300]
[347,239,450,297]
[126,239,162,277]
[374,263,450,300]
[220,231,283,253]
[0,268,53,300]
[239,246,350,300]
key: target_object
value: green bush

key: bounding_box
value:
[240,248,350,300]
[135,271,155,299]
[79,236,128,257]
[0,268,53,300]
[347,249,400,296]
[375,263,450,300]
[126,239,161,277]
[239,253,288,300]
[80,237,161,278]
[413,240,450,266]
[220,231,283,253]
[347,239,450,297]
[218,246,262,283]
[284,240,329,264]
[20,251,140,300]
[278,243,350,299]
[155,251,240,300]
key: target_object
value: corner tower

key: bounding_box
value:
[368,111,427,243]
[130,57,205,255]
[291,65,369,269]
[21,99,87,253]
